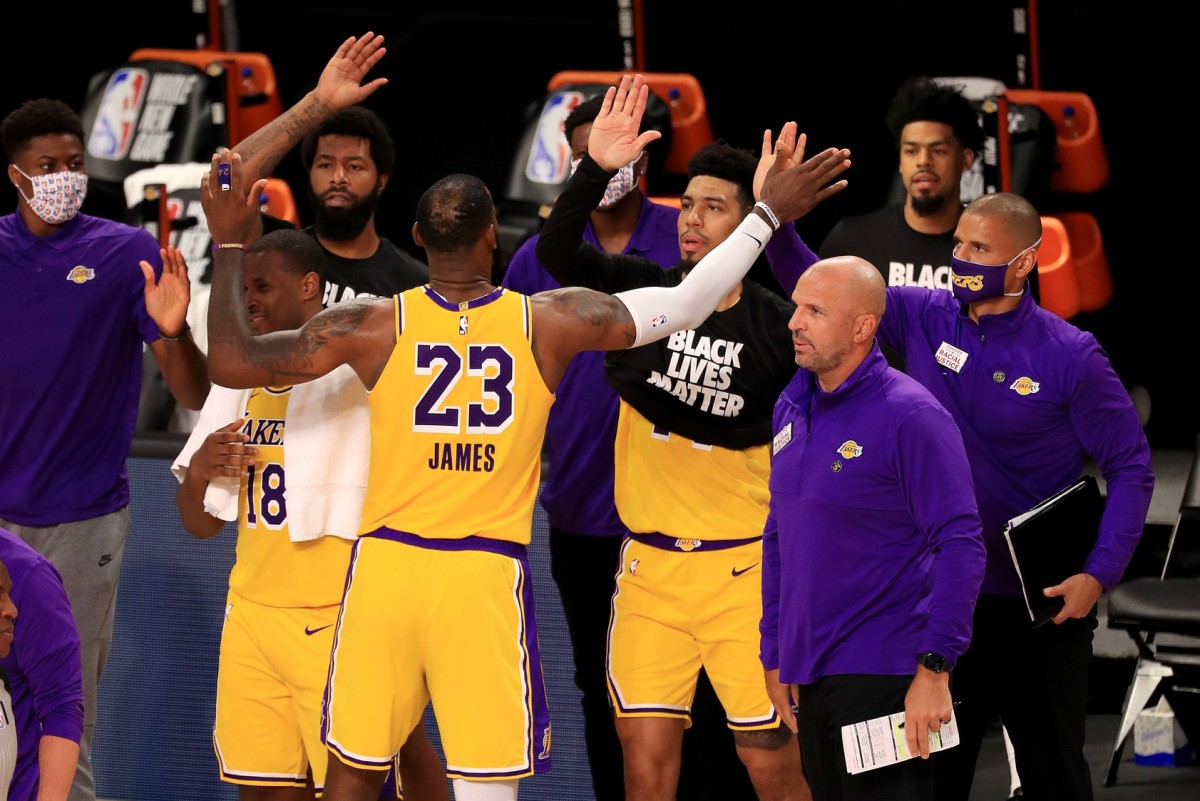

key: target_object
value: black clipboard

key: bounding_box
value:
[1002,475,1104,627]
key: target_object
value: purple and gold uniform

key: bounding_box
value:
[607,405,779,730]
[533,156,801,734]
[599,280,796,732]
[208,387,354,794]
[324,286,554,782]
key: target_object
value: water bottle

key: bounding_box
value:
[1060,104,1082,140]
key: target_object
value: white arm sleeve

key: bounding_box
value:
[614,212,774,346]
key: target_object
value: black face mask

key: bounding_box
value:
[309,184,381,242]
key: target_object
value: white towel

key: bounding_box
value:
[171,364,369,541]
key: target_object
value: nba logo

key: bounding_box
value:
[524,91,583,185]
[87,68,149,161]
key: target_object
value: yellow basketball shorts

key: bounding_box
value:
[214,590,340,791]
[323,532,552,781]
[607,535,780,730]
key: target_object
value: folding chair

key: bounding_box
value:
[1103,438,1200,786]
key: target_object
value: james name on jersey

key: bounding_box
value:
[427,441,496,472]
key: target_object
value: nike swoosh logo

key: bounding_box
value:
[98,554,112,567]
[305,624,333,636]
[743,231,763,247]
[731,563,759,577]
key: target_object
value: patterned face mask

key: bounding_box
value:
[13,165,88,224]
[570,158,638,210]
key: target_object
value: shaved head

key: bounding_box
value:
[963,192,1042,249]
[808,256,887,318]
[789,256,886,390]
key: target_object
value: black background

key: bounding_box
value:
[6,1,1190,449]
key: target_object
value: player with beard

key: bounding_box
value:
[296,106,428,306]
[234,32,428,310]
[817,75,984,295]
[228,33,445,801]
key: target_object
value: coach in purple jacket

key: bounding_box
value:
[0,527,83,801]
[766,189,1154,800]
[760,257,985,800]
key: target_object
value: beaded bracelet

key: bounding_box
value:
[211,243,246,252]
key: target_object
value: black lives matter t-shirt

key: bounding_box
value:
[301,226,429,306]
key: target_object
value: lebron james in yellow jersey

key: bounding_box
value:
[201,72,849,801]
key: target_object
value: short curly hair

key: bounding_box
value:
[299,106,395,177]
[884,76,985,154]
[1,98,84,162]
[685,141,758,214]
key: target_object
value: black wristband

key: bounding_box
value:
[158,322,190,342]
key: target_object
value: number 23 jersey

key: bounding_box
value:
[359,287,554,545]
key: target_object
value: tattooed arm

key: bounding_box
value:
[530,200,779,390]
[206,266,394,390]
[202,150,395,390]
[232,31,389,183]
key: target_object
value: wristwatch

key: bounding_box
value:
[918,651,949,673]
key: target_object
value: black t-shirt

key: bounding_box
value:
[300,225,429,306]
[536,155,796,449]
[818,204,958,290]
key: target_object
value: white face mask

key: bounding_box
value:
[13,165,88,224]
[570,158,638,210]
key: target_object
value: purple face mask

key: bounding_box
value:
[950,237,1041,304]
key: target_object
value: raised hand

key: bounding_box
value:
[140,245,192,337]
[759,144,852,225]
[312,31,389,111]
[586,74,663,171]
[200,151,267,249]
[754,122,805,200]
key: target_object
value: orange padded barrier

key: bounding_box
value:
[1054,211,1113,312]
[260,177,301,226]
[1037,215,1080,320]
[1006,89,1108,194]
[547,71,714,176]
[129,48,283,147]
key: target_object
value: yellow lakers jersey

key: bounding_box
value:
[359,287,554,544]
[230,386,353,607]
[613,399,771,540]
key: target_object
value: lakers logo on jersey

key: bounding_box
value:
[837,440,863,459]
[674,538,703,551]
[66,265,95,284]
[538,724,552,760]
[1009,376,1040,395]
